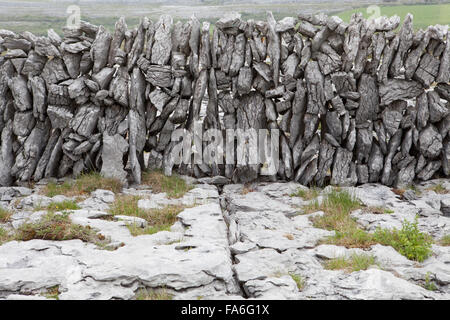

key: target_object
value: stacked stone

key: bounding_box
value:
[0,11,448,188]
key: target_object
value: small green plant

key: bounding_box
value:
[289,273,305,291]
[126,223,172,236]
[42,285,60,300]
[323,229,376,249]
[423,272,437,291]
[0,226,13,245]
[373,218,433,262]
[142,170,192,199]
[36,200,80,213]
[307,190,363,229]
[109,195,143,217]
[439,235,450,246]
[290,188,320,200]
[408,185,422,196]
[426,183,448,194]
[110,195,186,237]
[0,206,12,223]
[135,288,173,300]
[364,207,394,214]
[306,190,377,248]
[43,181,74,197]
[15,212,109,248]
[41,173,123,197]
[324,254,376,273]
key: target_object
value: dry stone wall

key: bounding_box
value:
[0,12,449,187]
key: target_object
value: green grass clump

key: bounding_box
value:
[426,183,448,194]
[373,218,433,262]
[325,228,376,249]
[15,212,108,246]
[127,223,172,237]
[43,181,74,197]
[324,254,376,273]
[109,195,186,237]
[41,173,122,197]
[42,286,60,300]
[0,226,13,245]
[36,200,80,213]
[364,207,394,214]
[109,195,143,217]
[423,272,437,291]
[439,235,450,246]
[135,288,173,300]
[289,273,305,291]
[290,188,320,200]
[305,190,376,248]
[142,170,192,199]
[0,207,12,223]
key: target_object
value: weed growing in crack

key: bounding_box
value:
[289,273,305,291]
[109,195,187,237]
[41,173,122,197]
[324,254,377,273]
[135,288,173,300]
[141,169,193,199]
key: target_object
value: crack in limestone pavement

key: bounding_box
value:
[0,184,242,300]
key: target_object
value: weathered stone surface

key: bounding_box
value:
[101,133,128,184]
[379,79,423,106]
[305,61,325,115]
[356,74,378,123]
[91,26,112,73]
[419,125,443,159]
[151,15,173,65]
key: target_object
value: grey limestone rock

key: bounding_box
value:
[101,133,128,184]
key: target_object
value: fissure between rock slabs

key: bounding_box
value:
[218,189,248,299]
[0,11,449,189]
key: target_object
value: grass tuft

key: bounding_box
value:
[289,273,305,291]
[42,285,60,300]
[426,183,448,194]
[0,206,12,223]
[439,235,450,246]
[41,173,122,197]
[109,195,186,237]
[423,272,437,291]
[323,229,376,249]
[364,207,394,214]
[305,190,376,248]
[15,212,109,247]
[142,169,192,199]
[324,254,376,273]
[0,226,13,245]
[135,288,173,300]
[35,200,80,213]
[290,188,320,200]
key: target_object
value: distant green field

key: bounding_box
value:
[1,2,449,36]
[337,3,450,30]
